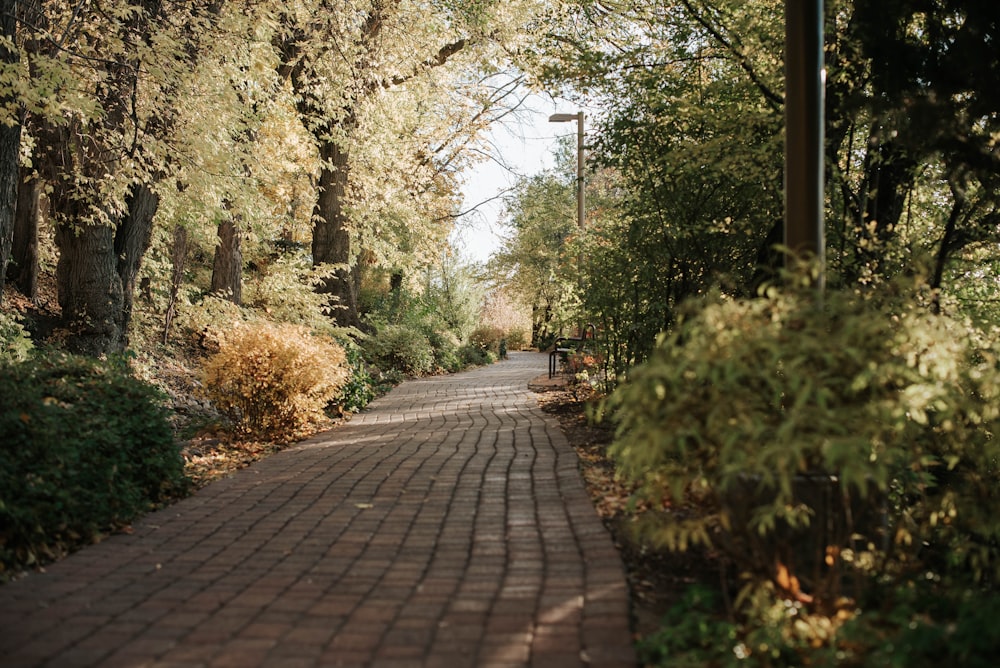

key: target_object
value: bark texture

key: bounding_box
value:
[9,167,40,301]
[211,216,243,304]
[312,140,359,327]
[0,0,21,302]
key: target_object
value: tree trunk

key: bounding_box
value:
[55,183,159,355]
[313,140,360,328]
[115,183,159,345]
[56,222,125,355]
[211,215,243,304]
[9,166,40,301]
[0,0,20,303]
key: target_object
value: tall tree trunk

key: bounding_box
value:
[0,0,21,303]
[54,183,159,355]
[9,166,40,301]
[313,140,360,328]
[211,215,243,304]
[42,0,225,355]
[115,183,159,343]
[55,222,125,355]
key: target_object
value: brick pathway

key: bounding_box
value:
[0,352,635,667]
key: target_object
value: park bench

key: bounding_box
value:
[547,324,597,378]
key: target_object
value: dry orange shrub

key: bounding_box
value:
[202,322,350,442]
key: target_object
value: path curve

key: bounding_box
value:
[0,352,635,667]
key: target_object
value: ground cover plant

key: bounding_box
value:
[0,352,186,577]
[603,278,1000,665]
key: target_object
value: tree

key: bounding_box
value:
[525,0,785,370]
[825,0,1000,295]
[19,1,228,354]
[489,165,577,348]
[0,0,21,302]
[275,0,543,328]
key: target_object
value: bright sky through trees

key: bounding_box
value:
[453,94,581,264]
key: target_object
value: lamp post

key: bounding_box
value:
[548,111,585,231]
[784,0,825,287]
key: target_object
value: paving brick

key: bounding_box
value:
[0,353,634,667]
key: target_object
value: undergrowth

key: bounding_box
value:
[0,352,186,579]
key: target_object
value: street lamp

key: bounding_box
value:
[784,0,825,288]
[548,112,585,231]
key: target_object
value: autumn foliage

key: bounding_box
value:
[201,322,350,442]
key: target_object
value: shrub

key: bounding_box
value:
[458,342,496,367]
[427,329,462,373]
[362,324,436,377]
[244,255,343,336]
[506,327,530,351]
[0,310,33,363]
[606,279,1000,661]
[174,293,250,349]
[336,343,377,413]
[468,325,505,356]
[201,322,350,442]
[0,352,185,576]
[637,586,738,667]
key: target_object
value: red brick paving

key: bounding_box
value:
[0,353,635,667]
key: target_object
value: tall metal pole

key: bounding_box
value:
[576,111,585,230]
[784,0,826,285]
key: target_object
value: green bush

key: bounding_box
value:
[458,342,496,367]
[336,343,377,413]
[0,311,33,363]
[0,352,185,577]
[506,327,530,351]
[362,323,436,376]
[606,279,1000,662]
[201,322,350,442]
[637,586,739,667]
[427,328,462,373]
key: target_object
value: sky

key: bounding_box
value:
[450,94,582,265]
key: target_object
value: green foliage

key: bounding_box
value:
[458,341,496,367]
[174,293,252,348]
[0,352,185,577]
[637,586,739,667]
[422,260,485,343]
[488,170,579,347]
[335,343,378,413]
[505,327,529,351]
[607,277,1000,659]
[201,322,350,442]
[362,323,437,377]
[360,264,488,377]
[827,583,1000,668]
[426,328,463,373]
[0,311,33,363]
[244,255,345,336]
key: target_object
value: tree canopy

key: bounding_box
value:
[0,0,549,353]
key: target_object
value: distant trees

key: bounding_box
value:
[488,163,576,348]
